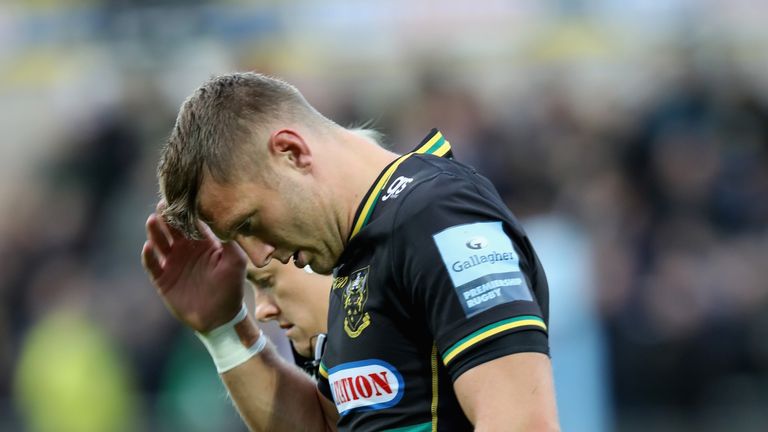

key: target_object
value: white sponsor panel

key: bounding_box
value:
[433,221,521,286]
[328,360,405,415]
[433,221,532,316]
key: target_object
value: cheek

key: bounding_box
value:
[280,298,316,330]
[273,291,303,319]
[286,198,319,235]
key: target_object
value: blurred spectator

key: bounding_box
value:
[14,305,139,432]
[525,214,613,432]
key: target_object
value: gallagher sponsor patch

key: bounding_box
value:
[327,359,405,416]
[433,221,532,317]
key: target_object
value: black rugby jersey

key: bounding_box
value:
[317,130,550,432]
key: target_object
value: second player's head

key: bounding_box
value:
[246,260,330,357]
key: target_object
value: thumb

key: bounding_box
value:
[195,219,221,243]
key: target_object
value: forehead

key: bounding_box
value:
[197,175,264,236]
[247,261,300,288]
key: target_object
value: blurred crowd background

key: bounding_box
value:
[1,0,767,431]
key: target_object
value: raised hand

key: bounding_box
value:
[141,209,248,333]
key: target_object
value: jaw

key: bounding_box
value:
[292,338,312,358]
[298,202,346,275]
[310,173,354,259]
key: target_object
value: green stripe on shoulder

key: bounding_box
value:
[383,421,432,432]
[422,136,446,154]
[442,315,546,365]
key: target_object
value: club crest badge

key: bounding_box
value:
[342,266,371,338]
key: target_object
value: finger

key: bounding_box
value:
[164,217,188,242]
[146,214,172,256]
[196,219,221,243]
[222,238,247,266]
[156,200,188,242]
[141,240,164,281]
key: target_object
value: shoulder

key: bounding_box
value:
[391,154,512,231]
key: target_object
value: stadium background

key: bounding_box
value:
[1,0,767,431]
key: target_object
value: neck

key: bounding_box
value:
[325,128,398,246]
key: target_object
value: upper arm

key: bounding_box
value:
[392,171,555,424]
[394,173,550,376]
[454,352,560,431]
[316,387,340,431]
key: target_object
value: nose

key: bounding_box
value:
[254,295,280,322]
[237,235,276,268]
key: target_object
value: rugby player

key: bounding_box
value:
[246,260,330,376]
[141,72,560,431]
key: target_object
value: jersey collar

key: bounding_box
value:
[348,129,453,240]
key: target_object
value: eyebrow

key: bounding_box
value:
[218,210,255,241]
[247,270,274,290]
[246,268,269,281]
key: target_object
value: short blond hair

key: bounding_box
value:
[158,72,323,238]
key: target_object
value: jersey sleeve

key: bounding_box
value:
[317,368,333,401]
[391,170,550,381]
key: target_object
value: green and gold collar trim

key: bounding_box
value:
[349,129,452,240]
[414,128,452,158]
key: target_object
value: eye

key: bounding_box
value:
[254,276,274,290]
[238,216,262,236]
[236,219,252,235]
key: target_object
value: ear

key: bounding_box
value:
[267,129,312,169]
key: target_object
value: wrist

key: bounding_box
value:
[200,302,247,332]
[195,303,268,373]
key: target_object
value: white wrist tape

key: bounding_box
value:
[195,303,268,373]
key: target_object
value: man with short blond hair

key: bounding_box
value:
[246,260,330,371]
[142,72,560,431]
